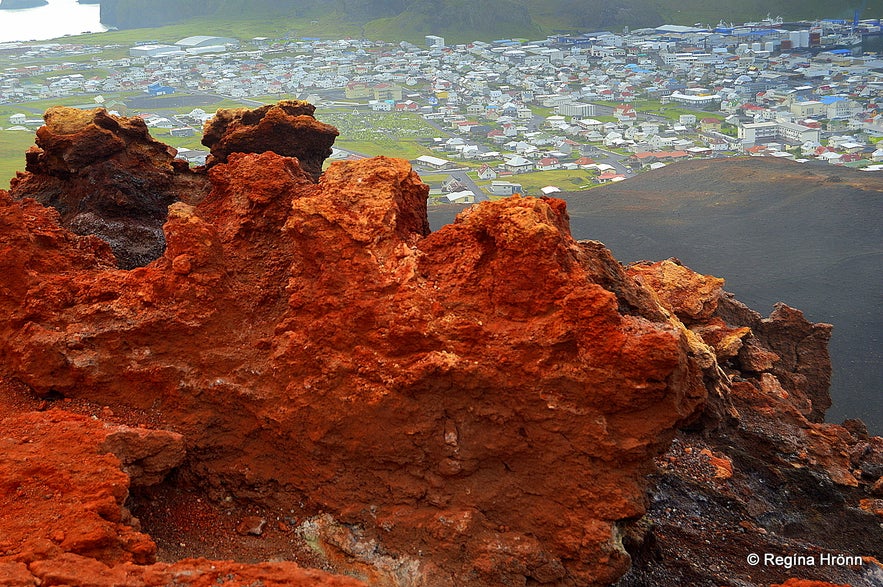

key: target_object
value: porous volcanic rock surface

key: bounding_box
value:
[0,103,879,587]
[8,106,209,269]
[201,99,339,181]
[0,404,363,586]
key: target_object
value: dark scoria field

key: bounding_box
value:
[431,157,883,432]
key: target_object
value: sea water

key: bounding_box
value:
[0,0,105,43]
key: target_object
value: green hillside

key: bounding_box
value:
[98,0,882,43]
[648,0,877,26]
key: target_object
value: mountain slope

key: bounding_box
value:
[98,0,881,41]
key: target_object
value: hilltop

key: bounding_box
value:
[97,0,879,43]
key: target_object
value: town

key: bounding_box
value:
[1,17,882,203]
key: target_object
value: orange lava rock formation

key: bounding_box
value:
[1,102,879,587]
[201,99,339,181]
[7,106,209,269]
[0,408,363,586]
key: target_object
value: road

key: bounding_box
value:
[585,146,632,175]
[446,169,488,202]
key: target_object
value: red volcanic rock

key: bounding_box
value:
[1,101,875,587]
[99,426,186,487]
[20,556,366,587]
[0,129,709,585]
[0,410,169,566]
[201,100,339,181]
[7,106,209,269]
[627,258,725,324]
[0,409,364,587]
[0,189,116,300]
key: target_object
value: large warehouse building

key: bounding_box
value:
[175,36,239,49]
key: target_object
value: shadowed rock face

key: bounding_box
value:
[0,102,878,587]
[616,260,883,587]
[8,107,211,269]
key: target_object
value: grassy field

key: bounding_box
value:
[3,93,144,116]
[335,139,433,160]
[476,169,598,195]
[148,129,206,152]
[529,105,556,118]
[594,99,715,121]
[0,131,37,189]
[18,0,874,48]
[411,173,449,185]
[361,10,542,46]
[321,111,441,160]
[61,15,364,46]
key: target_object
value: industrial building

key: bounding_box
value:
[129,44,184,58]
[175,36,239,49]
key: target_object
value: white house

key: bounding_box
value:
[503,156,534,174]
[536,157,560,171]
[575,118,604,131]
[818,151,843,165]
[477,164,497,180]
[445,190,475,204]
[800,141,822,156]
[517,106,533,120]
[488,181,524,196]
[545,115,567,129]
[414,155,456,170]
[514,142,539,156]
[603,131,625,147]
[370,100,393,111]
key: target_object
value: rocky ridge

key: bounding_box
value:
[616,262,883,586]
[0,102,879,586]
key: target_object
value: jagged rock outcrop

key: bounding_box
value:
[5,102,338,269]
[0,411,163,568]
[0,102,878,587]
[201,100,339,181]
[0,103,711,586]
[8,107,209,269]
[616,259,883,587]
